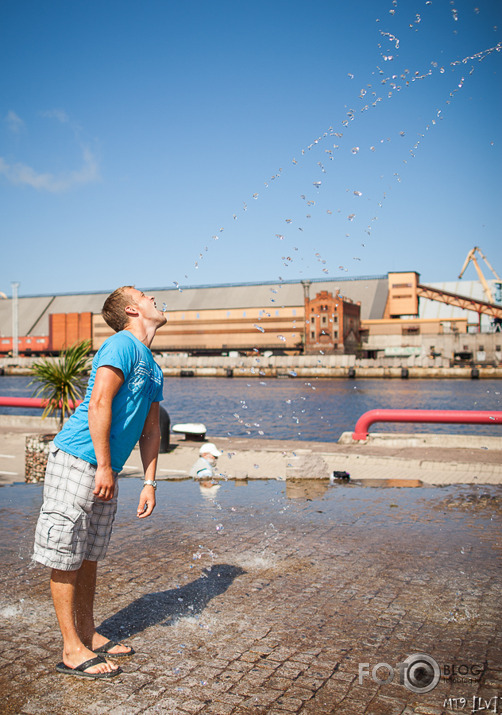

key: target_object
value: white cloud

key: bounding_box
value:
[5,111,25,133]
[0,146,100,192]
[40,109,70,124]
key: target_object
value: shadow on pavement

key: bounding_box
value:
[99,564,246,640]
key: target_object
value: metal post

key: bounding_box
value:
[301,280,312,352]
[11,282,19,359]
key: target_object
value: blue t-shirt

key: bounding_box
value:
[54,331,164,472]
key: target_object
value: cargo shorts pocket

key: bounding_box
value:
[35,499,88,564]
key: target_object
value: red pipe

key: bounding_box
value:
[0,396,81,409]
[352,409,502,441]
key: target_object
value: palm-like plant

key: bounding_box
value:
[30,340,92,430]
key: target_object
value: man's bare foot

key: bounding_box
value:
[63,645,119,674]
[92,633,134,656]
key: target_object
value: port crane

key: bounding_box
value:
[458,246,501,305]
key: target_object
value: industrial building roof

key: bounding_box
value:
[2,276,496,340]
[0,276,389,337]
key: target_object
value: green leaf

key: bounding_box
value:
[29,340,92,430]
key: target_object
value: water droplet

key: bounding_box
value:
[353,190,362,196]
[313,181,321,188]
[351,147,360,154]
[254,325,265,333]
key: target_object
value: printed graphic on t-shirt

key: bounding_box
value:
[127,360,162,400]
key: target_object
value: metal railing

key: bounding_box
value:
[0,397,80,409]
[352,408,502,440]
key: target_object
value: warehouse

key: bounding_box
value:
[0,275,386,356]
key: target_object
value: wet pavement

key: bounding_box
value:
[1,475,501,715]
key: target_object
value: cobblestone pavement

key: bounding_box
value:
[1,476,501,715]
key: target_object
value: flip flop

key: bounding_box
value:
[56,655,122,679]
[94,640,135,658]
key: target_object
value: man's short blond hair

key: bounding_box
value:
[102,286,136,332]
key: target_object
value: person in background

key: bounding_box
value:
[32,286,166,679]
[189,442,222,488]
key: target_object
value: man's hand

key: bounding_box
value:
[93,466,116,501]
[137,485,156,518]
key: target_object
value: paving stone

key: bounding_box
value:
[273,696,306,711]
[241,689,282,707]
[0,476,501,715]
[203,703,236,715]
[365,695,409,715]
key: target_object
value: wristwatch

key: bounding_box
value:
[143,479,157,489]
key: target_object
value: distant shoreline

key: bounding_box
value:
[2,365,502,379]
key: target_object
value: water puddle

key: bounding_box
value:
[349,478,423,488]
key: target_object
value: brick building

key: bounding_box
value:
[303,284,361,354]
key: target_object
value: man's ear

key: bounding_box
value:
[125,304,139,317]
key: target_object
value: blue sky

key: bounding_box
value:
[1,0,501,297]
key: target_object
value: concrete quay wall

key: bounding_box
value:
[2,354,501,378]
[157,354,501,379]
[160,365,502,379]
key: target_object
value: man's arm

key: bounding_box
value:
[88,365,124,501]
[137,401,161,518]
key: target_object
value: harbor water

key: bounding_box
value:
[1,375,501,441]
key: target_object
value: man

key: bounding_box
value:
[33,286,167,679]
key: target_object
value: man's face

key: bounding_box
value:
[128,289,167,326]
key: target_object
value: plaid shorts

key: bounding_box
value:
[33,444,119,571]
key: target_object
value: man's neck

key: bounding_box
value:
[124,323,156,349]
